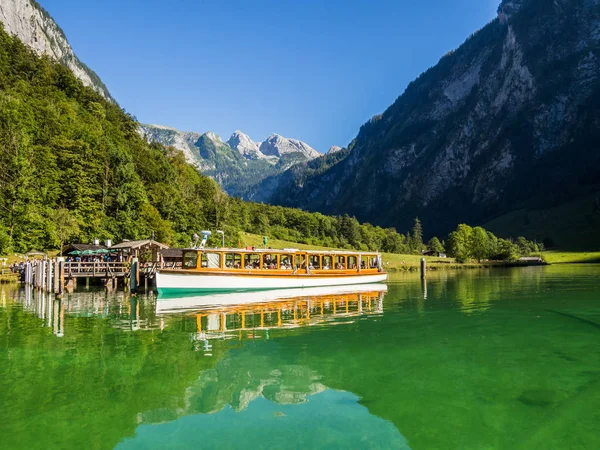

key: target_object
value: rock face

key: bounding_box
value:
[327,146,343,154]
[259,134,321,159]
[227,130,265,160]
[263,0,600,239]
[139,124,201,167]
[139,124,321,197]
[0,0,113,101]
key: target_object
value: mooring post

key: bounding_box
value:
[130,257,139,293]
[420,258,427,279]
[34,261,40,288]
[56,258,64,295]
[46,260,53,293]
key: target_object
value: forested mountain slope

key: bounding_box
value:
[263,0,600,246]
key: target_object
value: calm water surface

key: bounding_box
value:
[1,265,599,449]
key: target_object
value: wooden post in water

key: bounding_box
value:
[34,261,40,288]
[46,260,53,293]
[43,260,47,289]
[130,257,138,293]
[25,262,32,285]
[420,258,427,279]
[56,258,65,295]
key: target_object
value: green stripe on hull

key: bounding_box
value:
[157,279,384,299]
[157,286,293,298]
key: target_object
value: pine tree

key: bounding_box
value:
[411,217,424,253]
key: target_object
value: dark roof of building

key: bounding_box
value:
[110,239,169,250]
[63,243,107,253]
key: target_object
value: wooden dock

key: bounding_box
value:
[22,258,155,294]
[63,262,128,278]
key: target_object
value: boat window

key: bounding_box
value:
[322,255,332,270]
[225,253,242,269]
[262,254,279,270]
[335,255,346,270]
[309,255,321,270]
[201,252,222,268]
[244,254,261,269]
[183,251,198,269]
[280,254,294,270]
[348,256,357,270]
[369,256,377,268]
[296,254,306,269]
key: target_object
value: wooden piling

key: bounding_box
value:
[420,258,427,279]
[34,261,40,288]
[56,258,65,295]
[130,257,139,292]
[25,262,32,285]
[46,260,53,293]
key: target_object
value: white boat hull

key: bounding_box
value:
[156,283,388,313]
[156,270,388,295]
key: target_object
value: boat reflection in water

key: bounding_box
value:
[156,284,387,343]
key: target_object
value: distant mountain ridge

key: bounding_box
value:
[0,0,113,101]
[255,0,600,247]
[139,124,324,197]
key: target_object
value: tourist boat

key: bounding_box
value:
[155,248,388,295]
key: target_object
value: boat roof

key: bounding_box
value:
[184,247,381,256]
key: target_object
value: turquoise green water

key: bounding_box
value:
[1,265,599,449]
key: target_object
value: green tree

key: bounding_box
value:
[471,227,489,262]
[410,217,424,253]
[50,208,80,255]
[496,239,519,262]
[428,237,445,254]
[447,224,473,263]
[0,223,10,255]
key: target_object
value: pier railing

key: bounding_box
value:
[64,262,128,278]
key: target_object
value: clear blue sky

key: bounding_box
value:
[40,0,499,152]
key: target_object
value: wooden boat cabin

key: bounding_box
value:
[179,248,384,275]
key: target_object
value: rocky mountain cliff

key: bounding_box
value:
[259,134,321,159]
[226,131,265,160]
[0,0,113,101]
[260,0,600,244]
[139,124,323,197]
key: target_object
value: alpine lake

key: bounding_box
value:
[1,265,599,450]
